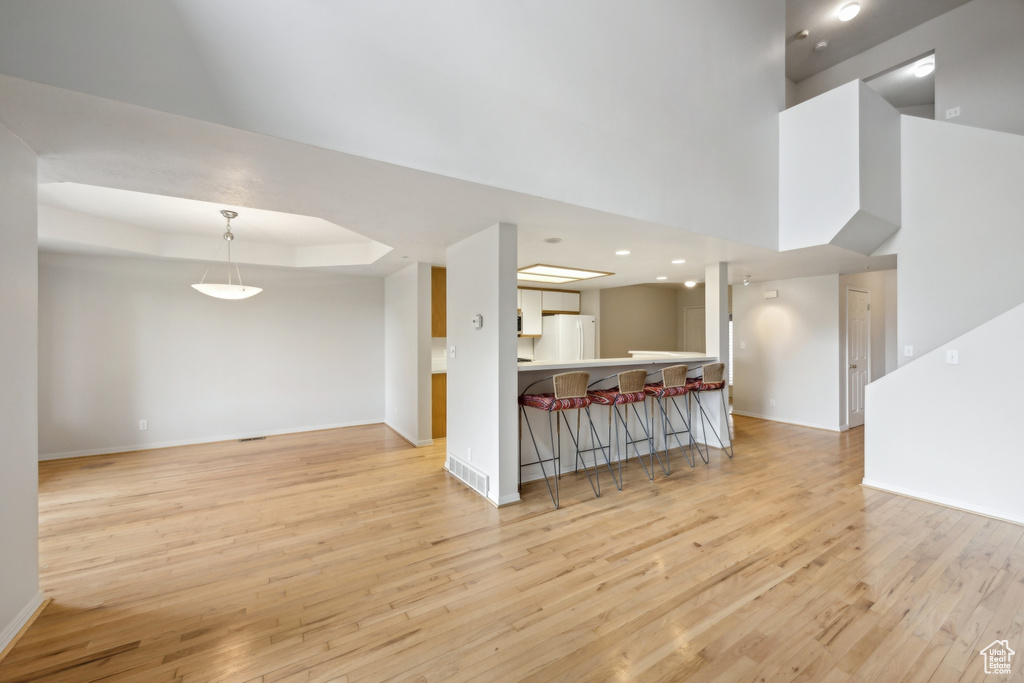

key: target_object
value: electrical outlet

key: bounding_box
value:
[739,341,746,350]
[769,399,776,407]
[139,419,148,431]
[945,106,961,119]
[946,349,959,365]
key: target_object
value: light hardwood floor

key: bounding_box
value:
[3,418,1022,682]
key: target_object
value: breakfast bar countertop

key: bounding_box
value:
[517,353,715,373]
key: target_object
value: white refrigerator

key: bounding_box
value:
[534,315,596,361]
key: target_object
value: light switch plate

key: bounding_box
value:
[449,345,456,359]
[904,345,914,357]
[946,349,959,365]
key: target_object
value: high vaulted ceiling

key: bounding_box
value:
[0,0,971,288]
[785,0,972,83]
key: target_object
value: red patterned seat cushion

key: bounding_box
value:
[691,381,725,391]
[588,388,648,405]
[644,382,689,397]
[519,393,591,411]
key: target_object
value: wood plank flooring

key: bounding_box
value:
[3,417,1023,681]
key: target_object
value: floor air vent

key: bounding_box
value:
[447,455,489,498]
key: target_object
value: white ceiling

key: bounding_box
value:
[0,0,938,288]
[785,0,972,82]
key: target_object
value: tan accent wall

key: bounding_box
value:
[598,285,679,358]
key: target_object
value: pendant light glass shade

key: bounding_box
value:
[191,283,262,299]
[192,210,262,299]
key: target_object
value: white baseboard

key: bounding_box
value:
[383,422,433,448]
[39,420,383,461]
[496,492,521,506]
[731,410,840,433]
[0,591,45,659]
[862,479,1024,527]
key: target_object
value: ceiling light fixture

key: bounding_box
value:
[684,280,697,288]
[517,264,613,284]
[615,250,631,256]
[656,276,668,281]
[914,61,935,78]
[838,3,860,21]
[814,41,828,52]
[191,210,262,300]
[671,259,686,264]
[743,276,750,286]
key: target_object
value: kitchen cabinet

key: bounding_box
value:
[519,289,542,337]
[541,290,580,314]
[431,267,446,337]
[431,373,446,438]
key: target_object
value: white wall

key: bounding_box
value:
[879,117,1024,363]
[0,1,784,250]
[865,302,1024,524]
[732,274,841,431]
[384,262,432,446]
[0,124,43,651]
[445,223,519,506]
[794,0,1024,138]
[779,81,900,255]
[838,270,894,428]
[38,252,385,457]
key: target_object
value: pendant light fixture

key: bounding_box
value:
[191,210,263,300]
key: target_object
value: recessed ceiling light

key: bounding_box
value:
[517,263,614,283]
[671,259,686,264]
[615,250,631,256]
[838,3,860,21]
[656,276,668,281]
[814,41,828,52]
[684,281,697,288]
[914,61,935,78]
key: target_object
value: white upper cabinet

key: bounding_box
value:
[541,290,580,313]
[519,289,543,336]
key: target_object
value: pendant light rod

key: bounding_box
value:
[191,210,263,300]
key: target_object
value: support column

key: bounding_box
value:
[698,262,730,447]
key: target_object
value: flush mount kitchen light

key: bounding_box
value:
[838,2,860,21]
[656,276,668,281]
[517,264,613,284]
[671,259,686,264]
[914,61,935,77]
[191,210,262,300]
[615,250,631,256]
[684,280,697,288]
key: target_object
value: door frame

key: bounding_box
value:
[846,287,871,429]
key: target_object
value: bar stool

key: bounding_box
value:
[519,371,608,508]
[644,365,707,471]
[689,362,734,459]
[588,369,660,483]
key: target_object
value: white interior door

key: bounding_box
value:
[684,306,705,352]
[847,289,870,428]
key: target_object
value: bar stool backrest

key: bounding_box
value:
[702,363,725,384]
[662,365,689,389]
[553,371,590,399]
[617,369,647,394]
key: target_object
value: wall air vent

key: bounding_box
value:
[446,454,489,498]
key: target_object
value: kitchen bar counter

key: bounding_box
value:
[518,353,715,373]
[517,354,728,490]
